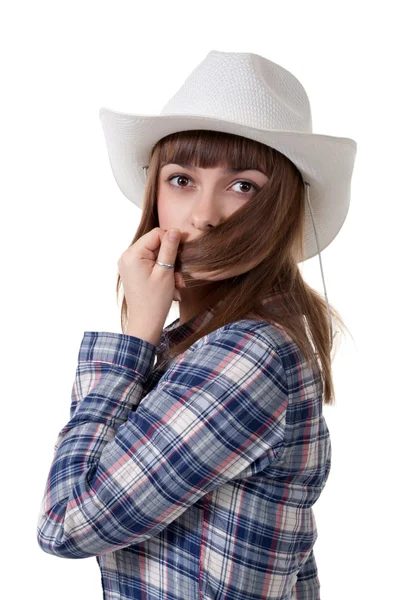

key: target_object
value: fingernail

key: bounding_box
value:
[168,229,180,241]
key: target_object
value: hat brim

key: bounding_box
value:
[99,107,357,261]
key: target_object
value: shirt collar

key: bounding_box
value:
[156,289,286,364]
[156,302,217,364]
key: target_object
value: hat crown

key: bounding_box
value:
[160,50,313,134]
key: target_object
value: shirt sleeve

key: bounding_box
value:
[36,325,288,559]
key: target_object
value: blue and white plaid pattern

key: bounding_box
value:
[37,301,331,600]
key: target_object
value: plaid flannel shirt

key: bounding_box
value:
[37,298,332,600]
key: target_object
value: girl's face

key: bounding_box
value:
[157,162,269,280]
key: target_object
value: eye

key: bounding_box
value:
[167,174,193,189]
[167,174,259,195]
[231,181,259,195]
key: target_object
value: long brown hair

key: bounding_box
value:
[116,130,350,405]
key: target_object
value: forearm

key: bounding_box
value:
[37,331,156,558]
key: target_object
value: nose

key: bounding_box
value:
[190,189,224,231]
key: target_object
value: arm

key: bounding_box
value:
[66,331,156,422]
[36,324,288,559]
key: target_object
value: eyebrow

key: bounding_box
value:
[164,162,267,176]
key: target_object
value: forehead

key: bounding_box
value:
[162,162,267,176]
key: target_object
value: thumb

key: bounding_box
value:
[167,228,181,242]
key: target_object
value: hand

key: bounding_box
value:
[117,227,184,344]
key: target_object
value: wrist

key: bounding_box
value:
[125,324,161,347]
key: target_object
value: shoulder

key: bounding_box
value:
[190,317,295,357]
[189,318,318,390]
[163,318,285,376]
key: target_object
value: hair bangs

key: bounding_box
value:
[155,129,274,178]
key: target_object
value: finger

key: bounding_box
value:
[174,288,182,302]
[174,272,186,289]
[130,227,165,260]
[156,228,181,269]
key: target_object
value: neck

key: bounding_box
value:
[178,281,220,324]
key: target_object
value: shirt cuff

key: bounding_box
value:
[80,331,157,382]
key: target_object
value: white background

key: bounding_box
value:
[1,1,398,598]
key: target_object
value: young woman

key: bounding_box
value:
[36,51,357,600]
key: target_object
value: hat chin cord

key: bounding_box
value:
[304,181,334,351]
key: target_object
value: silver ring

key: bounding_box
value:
[156,260,175,269]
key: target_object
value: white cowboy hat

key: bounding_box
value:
[99,50,357,263]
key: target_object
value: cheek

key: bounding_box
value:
[156,194,172,229]
[157,186,184,229]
